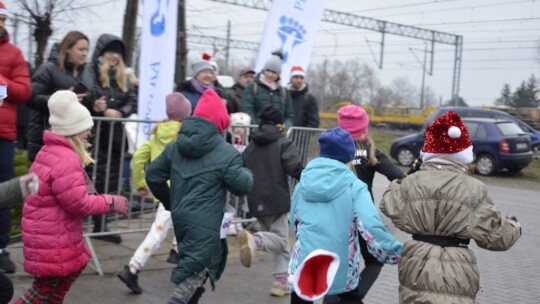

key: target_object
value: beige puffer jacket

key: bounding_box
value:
[380,158,521,304]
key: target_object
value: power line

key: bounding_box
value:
[416,17,540,27]
[373,0,534,19]
[350,0,462,13]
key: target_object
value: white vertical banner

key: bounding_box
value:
[255,0,326,82]
[138,0,178,135]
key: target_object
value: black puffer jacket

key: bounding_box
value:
[242,124,303,217]
[288,83,320,128]
[26,44,94,161]
[86,34,137,194]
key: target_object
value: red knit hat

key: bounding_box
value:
[0,2,8,16]
[421,111,474,164]
[290,66,305,78]
[193,89,230,134]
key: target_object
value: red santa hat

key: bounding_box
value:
[289,249,340,302]
[0,75,7,102]
[290,66,305,78]
[0,2,8,17]
[202,53,219,75]
[421,111,474,164]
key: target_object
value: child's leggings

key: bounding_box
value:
[14,269,83,304]
[291,291,363,304]
[130,203,178,270]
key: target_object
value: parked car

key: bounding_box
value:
[390,117,534,175]
[423,107,540,158]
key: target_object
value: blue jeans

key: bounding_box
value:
[0,140,15,249]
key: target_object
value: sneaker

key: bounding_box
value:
[237,230,256,268]
[270,282,291,297]
[227,222,238,236]
[0,251,15,273]
[117,265,142,294]
[166,249,180,264]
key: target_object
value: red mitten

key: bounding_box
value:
[104,195,129,215]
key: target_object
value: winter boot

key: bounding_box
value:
[0,251,15,274]
[117,265,142,294]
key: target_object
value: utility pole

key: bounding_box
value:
[224,20,231,75]
[420,44,428,109]
[122,0,139,67]
[175,0,187,85]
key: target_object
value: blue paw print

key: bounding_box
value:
[277,16,307,63]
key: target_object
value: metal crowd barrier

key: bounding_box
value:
[84,117,325,275]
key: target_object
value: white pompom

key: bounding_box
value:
[448,126,461,138]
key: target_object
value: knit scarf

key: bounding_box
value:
[191,79,214,95]
[259,73,278,91]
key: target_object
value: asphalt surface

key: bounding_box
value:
[6,174,540,304]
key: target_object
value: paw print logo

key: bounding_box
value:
[277,16,307,63]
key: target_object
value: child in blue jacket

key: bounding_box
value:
[288,128,403,304]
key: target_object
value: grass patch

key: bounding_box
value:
[11,150,31,235]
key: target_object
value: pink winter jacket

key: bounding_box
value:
[22,131,111,277]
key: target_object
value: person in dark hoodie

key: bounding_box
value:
[84,34,137,244]
[241,51,294,128]
[239,105,304,297]
[224,67,255,114]
[146,89,253,304]
[287,66,319,128]
[26,31,94,162]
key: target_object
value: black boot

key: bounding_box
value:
[91,215,122,244]
[0,251,15,274]
[117,265,142,294]
[166,249,180,264]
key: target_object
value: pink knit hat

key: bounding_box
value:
[166,92,192,121]
[337,105,369,139]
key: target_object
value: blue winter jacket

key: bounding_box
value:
[289,157,403,295]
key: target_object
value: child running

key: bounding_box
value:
[16,91,128,303]
[380,111,521,304]
[288,127,402,304]
[239,104,304,297]
[146,89,253,304]
[117,92,192,294]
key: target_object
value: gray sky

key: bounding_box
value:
[4,0,540,107]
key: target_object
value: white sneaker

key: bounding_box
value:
[238,230,256,267]
[227,223,238,236]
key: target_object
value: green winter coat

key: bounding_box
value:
[241,73,294,128]
[146,116,253,286]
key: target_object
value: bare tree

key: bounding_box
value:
[422,85,438,108]
[390,77,418,107]
[15,0,93,67]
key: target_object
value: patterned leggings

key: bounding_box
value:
[14,269,83,304]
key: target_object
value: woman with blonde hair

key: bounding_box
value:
[27,30,94,162]
[85,34,137,243]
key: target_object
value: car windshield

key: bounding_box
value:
[497,122,524,135]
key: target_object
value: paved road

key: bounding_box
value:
[8,175,540,304]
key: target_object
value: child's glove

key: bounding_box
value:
[19,173,39,198]
[104,195,129,215]
[407,157,423,175]
[137,187,149,197]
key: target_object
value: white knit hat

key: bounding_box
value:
[230,112,251,126]
[48,90,94,136]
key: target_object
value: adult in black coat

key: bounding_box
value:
[26,32,94,161]
[287,66,319,128]
[85,34,137,243]
[224,67,255,114]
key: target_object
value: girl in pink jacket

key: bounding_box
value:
[15,91,129,304]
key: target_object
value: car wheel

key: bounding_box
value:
[475,154,496,176]
[396,148,415,166]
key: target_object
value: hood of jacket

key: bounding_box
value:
[251,124,282,145]
[176,116,223,158]
[299,157,356,202]
[155,120,182,147]
[287,83,308,98]
[91,34,125,76]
